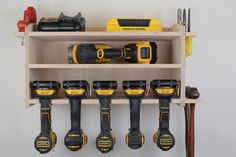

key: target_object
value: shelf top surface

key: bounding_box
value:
[30,31,182,41]
[27,64,183,69]
[14,31,196,41]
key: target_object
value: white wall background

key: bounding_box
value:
[0,0,236,157]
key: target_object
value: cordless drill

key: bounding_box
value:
[93,81,117,153]
[151,80,177,151]
[123,80,146,149]
[69,42,157,64]
[32,81,60,154]
[63,80,89,151]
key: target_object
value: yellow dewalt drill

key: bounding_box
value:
[68,42,157,64]
[32,81,60,154]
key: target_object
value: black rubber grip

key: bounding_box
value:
[130,99,141,130]
[70,98,81,130]
[100,98,111,131]
[40,98,52,133]
[103,49,123,58]
[159,99,170,130]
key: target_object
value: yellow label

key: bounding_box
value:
[66,89,85,95]
[68,145,80,149]
[155,88,174,95]
[96,90,114,95]
[36,90,55,96]
[36,141,50,148]
[95,45,112,49]
[160,138,173,146]
[98,139,112,148]
[97,49,104,59]
[125,89,145,95]
[67,134,80,137]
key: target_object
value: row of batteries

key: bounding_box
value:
[32,79,199,154]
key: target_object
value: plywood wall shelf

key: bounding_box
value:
[14,30,197,40]
[26,98,200,107]
[15,22,199,157]
[27,64,183,69]
[15,24,199,107]
[27,31,183,41]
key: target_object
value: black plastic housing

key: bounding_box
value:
[38,12,86,32]
[93,81,117,90]
[63,80,89,90]
[123,80,146,90]
[32,81,61,90]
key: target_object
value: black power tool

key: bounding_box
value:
[123,81,146,149]
[32,81,60,154]
[38,12,86,32]
[63,81,89,151]
[93,81,117,153]
[151,80,177,151]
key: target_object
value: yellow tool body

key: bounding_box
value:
[106,18,162,32]
[70,42,157,64]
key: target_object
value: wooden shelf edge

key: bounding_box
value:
[27,64,183,69]
[26,98,201,107]
[27,98,183,106]
[185,98,201,104]
[14,32,24,38]
[28,31,182,36]
[28,31,182,41]
[14,31,196,37]
[186,32,197,37]
[14,31,196,41]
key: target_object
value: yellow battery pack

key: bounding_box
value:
[106,18,162,32]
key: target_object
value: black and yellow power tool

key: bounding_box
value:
[93,81,117,153]
[68,42,157,64]
[151,80,177,151]
[32,81,60,154]
[123,81,146,149]
[63,81,89,151]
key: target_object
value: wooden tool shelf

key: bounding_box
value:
[27,98,198,105]
[15,24,198,107]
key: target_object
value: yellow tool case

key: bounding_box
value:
[106,18,162,32]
